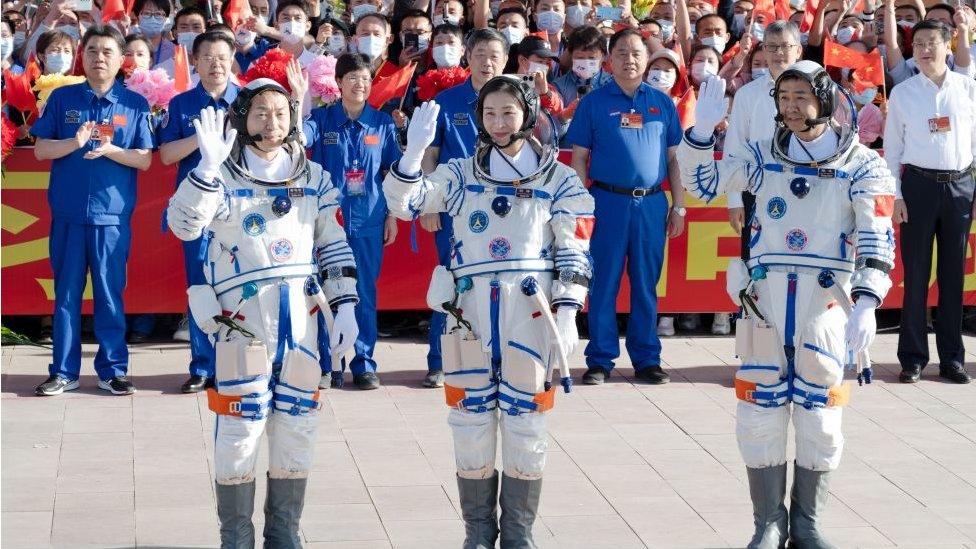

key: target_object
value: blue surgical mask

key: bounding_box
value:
[351,3,378,20]
[1,38,13,61]
[177,32,199,51]
[658,19,675,42]
[853,86,877,105]
[500,26,524,45]
[45,52,73,74]
[12,30,26,48]
[357,35,385,60]
[751,67,770,80]
[566,5,590,28]
[536,10,565,33]
[139,15,167,37]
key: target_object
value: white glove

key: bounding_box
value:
[555,306,579,359]
[691,75,728,142]
[845,297,878,355]
[400,100,440,176]
[192,106,237,182]
[330,302,359,357]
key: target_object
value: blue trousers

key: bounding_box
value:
[426,213,453,372]
[49,220,130,381]
[319,232,384,376]
[583,188,668,372]
[183,235,216,377]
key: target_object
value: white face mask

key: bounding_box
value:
[432,43,462,67]
[351,3,378,20]
[751,67,770,80]
[235,26,256,46]
[256,15,269,26]
[700,34,726,52]
[177,31,198,51]
[658,19,675,42]
[566,5,590,28]
[1,38,13,61]
[500,26,524,46]
[45,52,73,74]
[328,34,347,55]
[572,58,600,79]
[836,26,856,44]
[732,12,746,32]
[434,13,461,26]
[536,10,565,33]
[416,35,431,53]
[12,31,26,48]
[527,60,549,75]
[645,68,676,91]
[357,35,386,59]
[139,15,167,37]
[691,61,717,83]
[280,20,306,44]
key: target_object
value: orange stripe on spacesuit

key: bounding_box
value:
[532,387,556,412]
[207,388,243,417]
[734,378,758,403]
[444,384,466,407]
[574,217,595,239]
[874,195,895,217]
[825,383,851,407]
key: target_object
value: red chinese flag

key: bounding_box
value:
[24,54,41,81]
[676,88,697,130]
[174,45,191,92]
[823,37,868,69]
[721,42,740,65]
[368,62,417,109]
[800,0,819,33]
[222,0,247,30]
[851,49,884,92]
[3,69,39,122]
[102,0,134,22]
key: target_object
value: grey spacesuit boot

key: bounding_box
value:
[788,464,837,549]
[215,481,256,549]
[498,473,542,549]
[457,471,500,549]
[262,476,308,548]
[746,464,789,549]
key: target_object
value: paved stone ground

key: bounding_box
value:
[2,333,975,549]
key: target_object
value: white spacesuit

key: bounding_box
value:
[384,76,594,549]
[677,63,896,549]
[166,79,359,549]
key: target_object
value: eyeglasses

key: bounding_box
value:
[911,40,945,50]
[763,43,797,53]
[198,55,232,64]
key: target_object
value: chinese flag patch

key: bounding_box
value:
[874,194,895,217]
[112,114,127,126]
[575,216,595,239]
[364,134,380,145]
[649,107,660,114]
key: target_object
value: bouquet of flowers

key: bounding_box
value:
[32,73,86,112]
[124,68,179,113]
[2,111,18,159]
[306,54,340,106]
[416,66,469,101]
[240,48,294,92]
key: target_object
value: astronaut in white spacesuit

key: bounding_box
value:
[384,75,594,549]
[166,78,360,549]
[678,62,897,549]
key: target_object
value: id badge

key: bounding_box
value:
[620,112,643,129]
[928,116,951,133]
[91,123,115,142]
[345,169,366,196]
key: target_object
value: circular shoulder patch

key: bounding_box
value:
[766,197,787,220]
[242,213,267,236]
[468,210,489,233]
[269,238,294,262]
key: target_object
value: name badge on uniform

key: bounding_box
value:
[64,110,81,124]
[91,123,115,142]
[345,169,366,196]
[452,113,469,126]
[620,112,643,129]
[323,132,339,145]
[928,116,951,133]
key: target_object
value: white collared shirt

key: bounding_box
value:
[489,143,540,180]
[883,69,976,198]
[724,73,777,208]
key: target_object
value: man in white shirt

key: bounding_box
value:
[885,19,976,385]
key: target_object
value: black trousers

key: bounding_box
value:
[897,168,975,370]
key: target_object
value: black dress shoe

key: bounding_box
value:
[899,365,922,384]
[423,370,445,388]
[181,375,210,393]
[354,371,380,390]
[939,364,971,384]
[582,367,609,385]
[635,365,670,385]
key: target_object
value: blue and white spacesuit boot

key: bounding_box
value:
[678,63,896,549]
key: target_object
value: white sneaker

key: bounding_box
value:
[711,313,731,335]
[173,317,190,342]
[658,316,676,337]
[677,313,700,331]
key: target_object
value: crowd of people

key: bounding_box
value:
[2,0,975,546]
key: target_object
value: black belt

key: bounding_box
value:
[591,180,662,197]
[905,164,972,183]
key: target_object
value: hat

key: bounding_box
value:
[516,36,559,59]
[648,48,683,70]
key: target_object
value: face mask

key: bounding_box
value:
[500,26,524,45]
[852,86,877,105]
[140,15,167,37]
[646,68,676,91]
[351,3,378,20]
[566,5,590,28]
[527,60,549,75]
[658,19,675,42]
[691,61,716,82]
[896,19,915,30]
[732,12,746,33]
[789,0,805,9]
[490,0,502,18]
[177,32,198,51]
[12,31,25,48]
[281,20,306,44]
[1,38,13,61]
[751,67,770,80]
[256,15,268,26]
[163,16,174,33]
[750,23,764,41]
[836,26,856,44]
[536,10,565,33]
[433,43,462,67]
[235,26,256,46]
[434,13,461,26]
[700,34,726,51]
[357,35,385,59]
[328,34,347,55]
[56,25,81,40]
[800,31,810,45]
[45,52,72,73]
[572,58,600,79]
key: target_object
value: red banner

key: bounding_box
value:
[2,149,974,315]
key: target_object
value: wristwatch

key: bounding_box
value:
[673,207,687,216]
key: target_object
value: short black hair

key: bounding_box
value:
[894,3,923,19]
[566,25,606,54]
[356,12,391,33]
[695,13,726,35]
[174,6,208,26]
[36,29,77,57]
[400,8,431,23]
[133,0,170,17]
[191,30,235,55]
[275,0,309,20]
[912,19,952,42]
[608,28,645,53]
[335,52,373,80]
[466,26,508,50]
[80,24,125,53]
[496,6,528,23]
[125,33,152,57]
[433,22,464,41]
[925,3,956,20]
[207,22,233,33]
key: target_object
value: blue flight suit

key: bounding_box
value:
[158,81,240,379]
[304,103,401,376]
[425,78,479,372]
[565,79,682,373]
[31,81,154,382]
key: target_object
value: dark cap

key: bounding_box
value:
[516,36,559,59]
